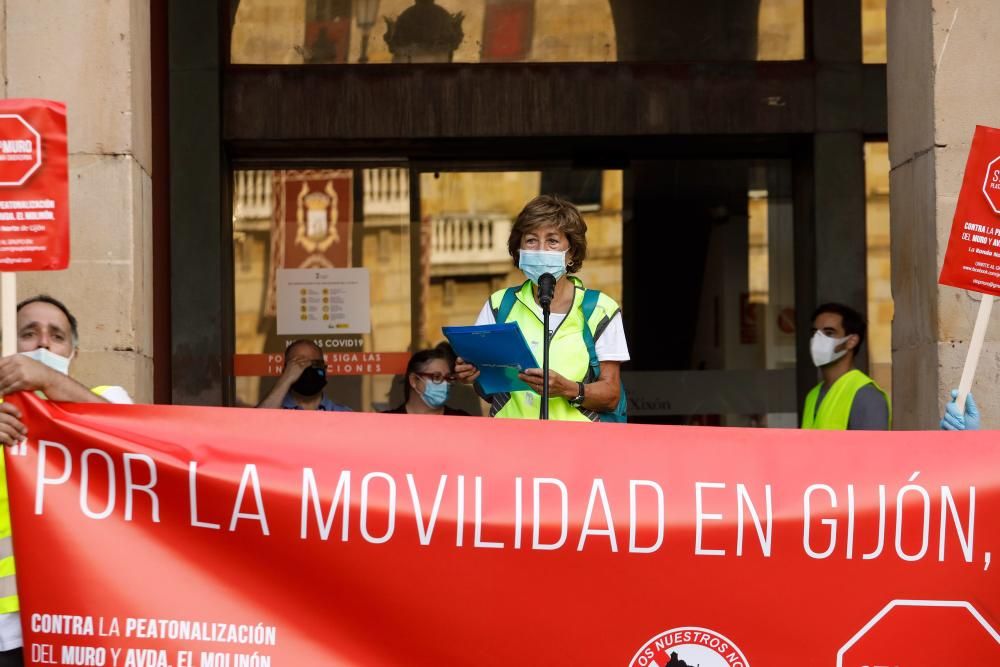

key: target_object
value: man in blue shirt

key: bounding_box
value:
[256,339,351,412]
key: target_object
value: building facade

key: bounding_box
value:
[0,0,989,429]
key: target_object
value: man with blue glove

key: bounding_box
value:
[940,390,981,430]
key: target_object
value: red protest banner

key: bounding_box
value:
[0,100,69,271]
[940,125,1000,295]
[4,393,1000,666]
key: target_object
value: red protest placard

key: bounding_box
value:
[940,125,1000,294]
[0,99,69,271]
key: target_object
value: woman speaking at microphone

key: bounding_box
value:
[454,195,630,422]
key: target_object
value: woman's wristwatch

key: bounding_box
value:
[568,381,585,407]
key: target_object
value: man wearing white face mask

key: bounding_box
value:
[0,294,132,667]
[0,295,132,407]
[801,302,889,430]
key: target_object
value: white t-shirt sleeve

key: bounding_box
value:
[594,312,630,362]
[475,300,496,325]
[98,386,134,405]
[0,611,22,651]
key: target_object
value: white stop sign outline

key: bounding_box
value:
[837,599,1000,667]
[0,114,42,187]
[983,155,1000,215]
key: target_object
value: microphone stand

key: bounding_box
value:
[538,273,556,421]
[541,304,551,420]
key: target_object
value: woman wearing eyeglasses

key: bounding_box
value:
[383,343,472,416]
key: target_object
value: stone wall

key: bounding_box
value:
[888,0,1000,428]
[1,0,153,402]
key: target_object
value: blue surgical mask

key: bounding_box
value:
[20,348,72,375]
[420,379,450,408]
[518,249,567,285]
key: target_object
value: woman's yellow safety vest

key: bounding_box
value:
[0,384,117,613]
[485,278,623,421]
[801,370,891,430]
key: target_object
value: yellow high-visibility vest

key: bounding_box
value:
[487,278,621,422]
[801,369,891,430]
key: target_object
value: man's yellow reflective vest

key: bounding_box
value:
[801,370,891,430]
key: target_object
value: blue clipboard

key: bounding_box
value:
[443,322,539,395]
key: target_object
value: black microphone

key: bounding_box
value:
[538,273,556,309]
[537,272,556,421]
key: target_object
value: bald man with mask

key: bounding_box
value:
[256,339,351,412]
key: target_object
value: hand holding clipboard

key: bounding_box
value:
[443,323,538,395]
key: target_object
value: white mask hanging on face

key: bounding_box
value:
[809,331,850,367]
[20,348,72,375]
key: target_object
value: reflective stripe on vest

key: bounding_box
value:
[801,369,891,430]
[0,384,115,614]
[488,279,618,421]
[0,455,17,614]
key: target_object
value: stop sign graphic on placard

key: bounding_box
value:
[0,114,42,186]
[984,155,1000,214]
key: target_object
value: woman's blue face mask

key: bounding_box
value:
[518,249,567,285]
[420,378,450,408]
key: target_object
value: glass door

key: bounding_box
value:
[231,164,415,412]
[229,158,803,425]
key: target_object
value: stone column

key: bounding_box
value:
[811,0,869,358]
[2,0,153,402]
[888,0,1000,428]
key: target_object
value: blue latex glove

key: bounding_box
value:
[940,389,981,431]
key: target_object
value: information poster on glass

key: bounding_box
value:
[276,267,371,335]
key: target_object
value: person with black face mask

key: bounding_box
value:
[256,339,351,412]
[801,303,889,430]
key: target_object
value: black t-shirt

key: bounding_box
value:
[381,405,473,417]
